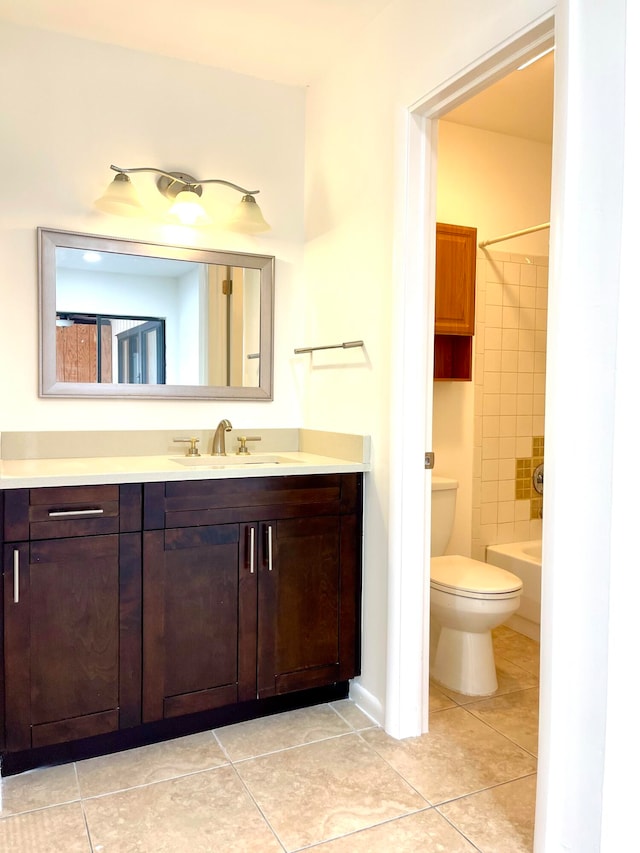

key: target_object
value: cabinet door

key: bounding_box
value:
[142,523,256,722]
[257,515,355,698]
[434,222,477,335]
[3,534,141,751]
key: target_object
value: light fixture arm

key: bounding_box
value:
[109,164,259,196]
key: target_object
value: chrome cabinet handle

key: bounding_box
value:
[267,525,273,571]
[249,526,255,574]
[13,549,19,604]
[48,508,104,517]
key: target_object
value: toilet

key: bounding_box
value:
[430,476,523,696]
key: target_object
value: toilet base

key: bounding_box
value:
[431,625,498,696]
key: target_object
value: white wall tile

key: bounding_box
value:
[519,329,535,351]
[502,329,519,351]
[519,308,536,330]
[483,436,500,459]
[485,350,501,372]
[520,264,537,287]
[481,480,498,503]
[516,415,533,436]
[517,394,534,415]
[516,436,532,457]
[515,500,530,521]
[497,521,516,541]
[499,437,516,458]
[499,458,514,480]
[485,281,503,305]
[482,459,500,480]
[503,306,519,328]
[481,502,498,525]
[503,262,521,284]
[518,351,535,372]
[517,373,534,394]
[499,415,517,436]
[484,371,501,393]
[482,415,500,437]
[520,285,536,306]
[500,393,517,416]
[484,327,502,350]
[501,372,518,393]
[499,479,515,500]
[498,501,515,523]
[483,393,500,415]
[485,305,502,326]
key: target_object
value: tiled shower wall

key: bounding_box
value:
[471,250,547,562]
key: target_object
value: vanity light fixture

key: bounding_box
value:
[95,164,271,233]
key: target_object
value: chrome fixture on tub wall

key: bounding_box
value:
[95,164,270,233]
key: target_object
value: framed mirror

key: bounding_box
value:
[38,228,274,399]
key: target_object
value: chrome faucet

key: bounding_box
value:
[212,419,232,455]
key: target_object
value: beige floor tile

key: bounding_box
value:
[492,626,540,676]
[82,765,281,852]
[466,687,539,756]
[0,763,80,818]
[215,703,352,761]
[0,802,91,852]
[306,808,478,851]
[330,698,377,730]
[362,706,536,805]
[434,655,538,706]
[76,731,228,797]
[235,733,427,850]
[429,681,457,712]
[438,774,537,852]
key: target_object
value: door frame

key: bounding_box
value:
[386,12,555,739]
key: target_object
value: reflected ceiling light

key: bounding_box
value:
[95,164,270,233]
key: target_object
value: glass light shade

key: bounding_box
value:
[226,195,271,234]
[94,173,144,217]
[167,188,210,226]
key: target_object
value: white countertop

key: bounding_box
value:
[0,451,370,490]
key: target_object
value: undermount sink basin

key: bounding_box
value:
[170,454,296,467]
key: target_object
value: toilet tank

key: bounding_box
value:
[431,476,458,557]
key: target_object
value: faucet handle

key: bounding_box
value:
[236,436,261,455]
[174,437,200,457]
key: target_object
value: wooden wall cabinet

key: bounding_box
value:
[434,222,477,381]
[1,473,362,769]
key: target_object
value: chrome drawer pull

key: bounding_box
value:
[250,527,255,574]
[48,508,105,518]
[13,549,19,604]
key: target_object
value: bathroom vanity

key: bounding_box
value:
[0,450,365,775]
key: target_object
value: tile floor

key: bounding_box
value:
[0,626,540,852]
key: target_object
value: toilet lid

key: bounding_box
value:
[430,555,523,595]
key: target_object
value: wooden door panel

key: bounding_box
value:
[3,534,140,752]
[30,537,120,724]
[143,524,253,722]
[258,516,341,697]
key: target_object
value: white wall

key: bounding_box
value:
[434,121,552,556]
[304,0,554,725]
[0,22,306,432]
[304,0,638,847]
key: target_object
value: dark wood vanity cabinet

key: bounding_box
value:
[1,485,142,753]
[1,473,363,767]
[142,474,362,723]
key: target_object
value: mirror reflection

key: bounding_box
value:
[39,229,274,400]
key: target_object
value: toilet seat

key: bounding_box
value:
[431,555,522,600]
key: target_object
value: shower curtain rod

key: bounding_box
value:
[478,221,550,248]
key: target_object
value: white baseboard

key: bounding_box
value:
[348,680,384,727]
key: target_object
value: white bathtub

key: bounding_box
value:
[485,540,542,641]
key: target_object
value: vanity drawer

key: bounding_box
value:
[143,474,360,529]
[3,484,142,541]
